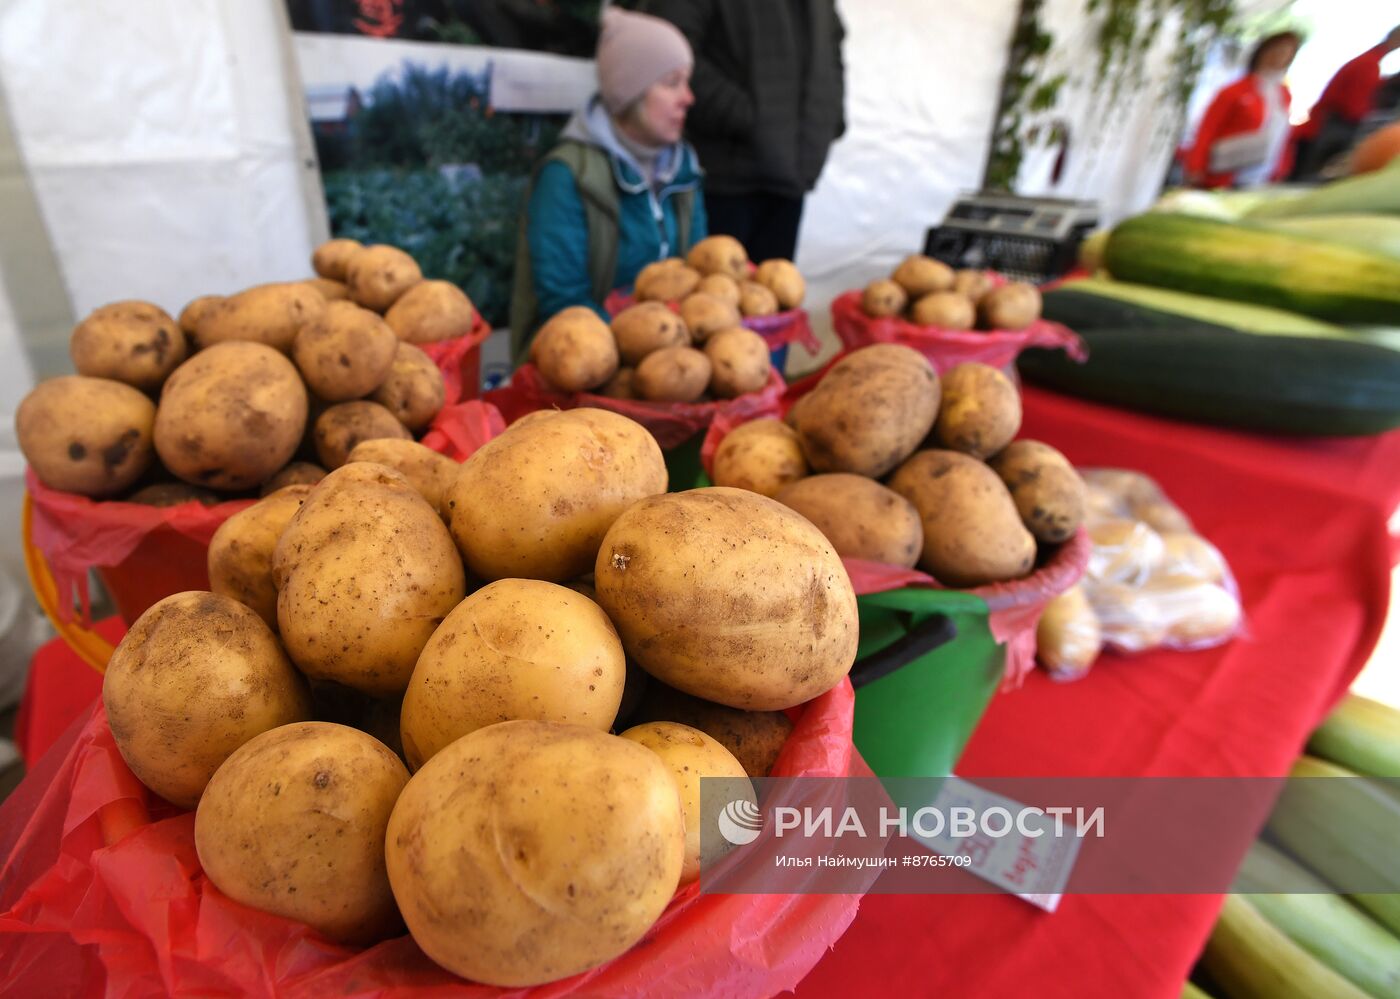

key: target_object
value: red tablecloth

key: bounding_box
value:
[791,387,1396,999]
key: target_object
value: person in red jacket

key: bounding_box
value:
[1185,31,1301,189]
[1292,26,1400,179]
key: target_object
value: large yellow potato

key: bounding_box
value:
[754,259,805,309]
[892,255,955,298]
[447,407,666,582]
[345,244,422,312]
[595,487,858,710]
[862,279,907,317]
[620,721,752,885]
[313,400,411,469]
[711,419,808,497]
[889,449,1036,586]
[400,579,625,770]
[207,484,313,630]
[275,462,466,696]
[630,682,794,778]
[178,295,223,338]
[789,344,940,478]
[933,362,1021,458]
[989,439,1086,544]
[704,327,770,398]
[154,342,307,490]
[195,722,408,945]
[386,720,685,987]
[697,272,741,308]
[775,474,923,567]
[686,235,748,280]
[610,301,690,366]
[634,259,701,302]
[70,300,187,391]
[634,345,711,402]
[909,292,975,330]
[16,376,156,496]
[979,282,1042,330]
[384,279,476,343]
[312,238,363,281]
[680,292,741,342]
[737,281,779,318]
[346,438,457,516]
[370,341,446,431]
[194,282,325,352]
[102,591,312,808]
[530,306,619,392]
[292,300,398,401]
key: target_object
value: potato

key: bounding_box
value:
[345,244,422,312]
[679,292,741,343]
[313,400,411,469]
[370,341,446,431]
[346,438,457,516]
[686,234,748,280]
[1036,585,1102,680]
[1156,532,1226,584]
[634,345,712,402]
[1135,499,1194,535]
[102,591,313,808]
[1158,580,1241,644]
[600,367,638,399]
[979,282,1042,331]
[704,327,771,398]
[889,449,1037,586]
[207,484,313,629]
[595,487,858,710]
[697,272,741,308]
[909,291,975,330]
[386,720,684,986]
[260,461,326,495]
[775,474,922,568]
[989,439,1086,543]
[531,305,619,392]
[154,342,307,490]
[862,279,908,317]
[634,258,701,302]
[195,722,408,945]
[194,282,326,352]
[737,281,779,318]
[400,579,625,770]
[312,237,363,281]
[1087,518,1164,585]
[789,344,940,478]
[447,407,666,582]
[292,300,398,401]
[126,482,221,507]
[384,279,476,343]
[892,254,955,298]
[16,376,156,496]
[630,682,793,778]
[754,259,805,309]
[305,277,350,301]
[70,300,187,391]
[953,269,996,302]
[178,294,223,337]
[933,362,1021,459]
[274,462,466,696]
[610,301,690,366]
[711,419,808,497]
[620,721,752,884]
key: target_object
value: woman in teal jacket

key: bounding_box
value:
[510,8,708,360]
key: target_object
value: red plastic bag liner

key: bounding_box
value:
[485,363,787,450]
[604,289,821,356]
[829,289,1085,373]
[419,399,507,462]
[0,675,861,998]
[415,312,493,404]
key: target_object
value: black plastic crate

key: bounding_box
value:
[922,192,1099,284]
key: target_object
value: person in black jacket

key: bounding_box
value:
[639,0,846,262]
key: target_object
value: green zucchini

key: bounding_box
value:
[1104,213,1400,324]
[1256,214,1400,261]
[1246,162,1400,219]
[1053,278,1345,336]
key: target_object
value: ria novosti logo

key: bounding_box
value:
[717,799,764,845]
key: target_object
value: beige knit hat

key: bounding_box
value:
[595,7,693,114]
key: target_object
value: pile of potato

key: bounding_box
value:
[860,254,1043,332]
[98,404,858,986]
[14,238,475,504]
[529,235,804,403]
[711,344,1088,588]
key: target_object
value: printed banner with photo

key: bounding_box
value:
[286,0,602,368]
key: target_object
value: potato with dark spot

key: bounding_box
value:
[370,341,445,431]
[530,306,619,392]
[704,327,770,398]
[933,362,1021,459]
[193,282,325,352]
[101,591,313,808]
[610,301,690,366]
[345,244,422,312]
[630,682,793,778]
[260,461,326,495]
[17,376,156,496]
[737,281,779,318]
[346,438,458,516]
[889,449,1037,586]
[195,722,408,945]
[70,300,187,391]
[178,294,223,338]
[909,292,975,330]
[155,342,308,490]
[634,258,700,302]
[313,400,411,469]
[789,344,940,478]
[711,419,808,497]
[989,439,1086,544]
[208,484,313,629]
[697,272,740,308]
[292,301,398,402]
[595,487,858,710]
[312,238,363,281]
[634,345,711,402]
[126,482,222,507]
[385,720,685,987]
[775,474,923,568]
[447,407,666,582]
[754,259,805,309]
[400,579,625,770]
[862,279,908,318]
[384,279,476,343]
[892,255,955,298]
[679,291,741,343]
[305,277,350,301]
[686,234,749,280]
[274,462,466,696]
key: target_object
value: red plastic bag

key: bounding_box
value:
[419,400,507,462]
[0,677,860,998]
[829,289,1085,373]
[603,290,821,356]
[485,363,786,450]
[416,314,493,404]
